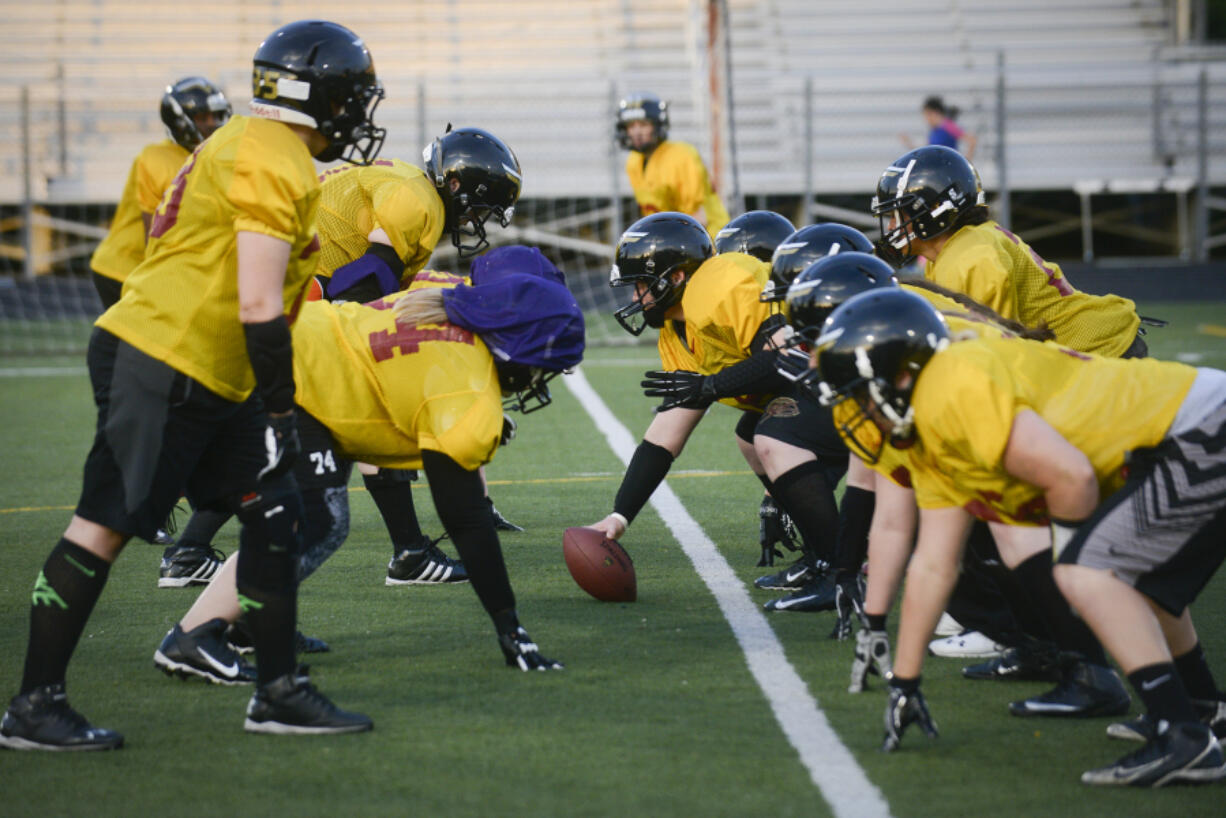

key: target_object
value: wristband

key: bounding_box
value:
[243,316,295,414]
[609,512,629,530]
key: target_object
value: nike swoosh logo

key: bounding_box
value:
[1142,674,1172,691]
[198,648,238,678]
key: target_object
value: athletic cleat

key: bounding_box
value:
[962,645,1062,682]
[157,544,226,588]
[487,498,524,532]
[928,630,1006,659]
[1009,661,1131,718]
[244,667,373,735]
[933,612,963,638]
[0,683,123,751]
[1108,699,1226,743]
[763,574,837,613]
[385,537,469,586]
[225,621,329,656]
[153,528,175,546]
[155,618,256,685]
[754,554,821,591]
[1082,721,1226,787]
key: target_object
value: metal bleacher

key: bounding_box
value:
[0,0,1223,204]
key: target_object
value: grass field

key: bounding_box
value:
[1,301,1224,817]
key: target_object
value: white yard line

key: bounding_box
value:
[564,368,892,818]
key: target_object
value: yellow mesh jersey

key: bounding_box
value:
[656,252,772,411]
[291,293,501,471]
[837,295,1018,491]
[89,140,189,282]
[909,335,1195,524]
[925,221,1139,356]
[625,140,730,238]
[315,158,445,284]
[98,115,320,403]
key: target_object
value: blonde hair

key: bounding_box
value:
[392,288,448,326]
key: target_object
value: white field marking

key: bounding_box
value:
[0,367,87,377]
[563,368,893,818]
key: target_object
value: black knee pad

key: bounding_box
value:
[297,486,350,582]
[234,479,303,593]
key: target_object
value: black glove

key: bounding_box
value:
[829,574,865,641]
[849,628,892,693]
[641,370,716,412]
[257,410,301,483]
[757,495,799,567]
[498,625,563,671]
[882,676,939,752]
[500,413,518,446]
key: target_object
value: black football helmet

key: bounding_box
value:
[616,92,669,150]
[871,145,984,263]
[161,77,231,151]
[610,212,713,336]
[785,252,899,344]
[423,126,522,259]
[250,20,385,164]
[762,223,874,302]
[811,289,950,463]
[498,365,561,414]
[714,210,796,262]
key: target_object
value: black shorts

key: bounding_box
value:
[294,409,353,491]
[1057,401,1226,615]
[752,384,850,466]
[76,328,278,542]
[91,271,123,311]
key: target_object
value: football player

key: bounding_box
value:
[871,145,1153,357]
[617,92,730,238]
[154,271,584,682]
[813,289,1226,786]
[0,20,385,750]
[88,77,233,583]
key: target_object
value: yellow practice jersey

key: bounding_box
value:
[909,335,1196,524]
[315,158,445,285]
[926,221,1139,356]
[625,140,730,238]
[89,140,189,283]
[98,115,320,403]
[291,293,502,471]
[657,252,772,411]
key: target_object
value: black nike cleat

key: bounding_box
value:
[155,618,256,685]
[1082,721,1226,787]
[763,574,837,613]
[1009,661,1131,718]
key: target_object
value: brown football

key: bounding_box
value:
[562,527,637,602]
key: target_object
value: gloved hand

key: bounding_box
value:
[757,495,799,567]
[257,410,301,483]
[498,625,563,671]
[500,413,518,446]
[640,370,716,412]
[882,676,939,752]
[829,575,865,641]
[849,628,892,693]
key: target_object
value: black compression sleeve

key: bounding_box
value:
[834,485,875,578]
[613,440,674,524]
[243,316,295,414]
[708,348,789,399]
[421,449,515,617]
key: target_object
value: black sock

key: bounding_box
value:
[237,583,297,686]
[21,539,111,694]
[170,507,232,557]
[362,470,426,556]
[1010,551,1107,666]
[771,461,839,564]
[834,485,874,581]
[1129,662,1198,724]
[1174,642,1223,702]
[866,613,887,631]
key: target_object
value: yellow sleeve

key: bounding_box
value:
[914,347,1018,473]
[135,143,187,214]
[928,242,1016,319]
[229,128,306,242]
[370,174,443,281]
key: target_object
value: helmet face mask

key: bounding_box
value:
[609,213,713,336]
[763,223,874,303]
[424,127,522,259]
[249,20,386,165]
[616,93,669,150]
[497,364,561,414]
[871,145,984,261]
[161,77,231,151]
